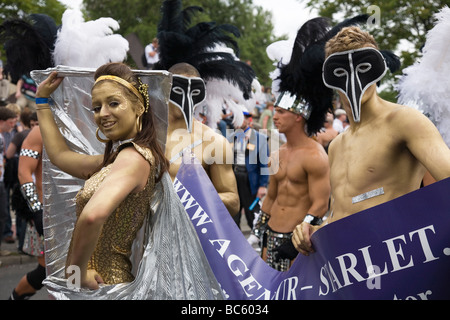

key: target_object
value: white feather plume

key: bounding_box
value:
[53,9,129,68]
[200,43,260,129]
[203,78,246,128]
[266,39,294,97]
[397,6,450,146]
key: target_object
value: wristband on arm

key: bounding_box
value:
[20,182,42,212]
[252,209,270,238]
[303,214,323,226]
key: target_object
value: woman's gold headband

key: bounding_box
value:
[94,75,149,112]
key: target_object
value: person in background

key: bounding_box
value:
[165,63,240,218]
[316,112,338,153]
[144,38,159,70]
[0,108,18,249]
[6,110,37,252]
[8,125,45,299]
[332,108,348,133]
[229,111,269,231]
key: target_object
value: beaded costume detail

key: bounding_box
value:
[66,142,156,284]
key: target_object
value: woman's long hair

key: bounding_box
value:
[93,62,169,180]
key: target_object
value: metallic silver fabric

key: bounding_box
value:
[31,66,224,300]
[352,187,385,204]
[275,91,312,120]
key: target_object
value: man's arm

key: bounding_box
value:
[18,127,42,186]
[292,146,330,256]
[261,151,279,214]
[208,135,240,216]
[397,107,450,180]
[304,148,331,218]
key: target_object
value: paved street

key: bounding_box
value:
[0,259,50,300]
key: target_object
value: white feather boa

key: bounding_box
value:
[397,6,450,146]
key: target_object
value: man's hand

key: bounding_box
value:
[256,186,267,200]
[292,222,320,256]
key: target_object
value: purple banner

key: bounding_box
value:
[175,155,450,300]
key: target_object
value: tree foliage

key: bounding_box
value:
[83,0,283,86]
[302,0,450,100]
[0,0,66,22]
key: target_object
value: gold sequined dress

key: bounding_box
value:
[66,142,156,285]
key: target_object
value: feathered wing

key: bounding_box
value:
[397,6,450,146]
[53,9,129,68]
[0,14,57,83]
[155,0,256,127]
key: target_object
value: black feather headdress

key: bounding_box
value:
[155,0,257,128]
[274,15,375,136]
[0,14,57,83]
[272,14,400,136]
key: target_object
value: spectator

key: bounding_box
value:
[217,101,234,137]
[258,101,274,132]
[332,108,348,133]
[228,111,269,231]
[0,107,17,254]
[316,112,338,152]
[144,38,159,70]
[15,74,37,112]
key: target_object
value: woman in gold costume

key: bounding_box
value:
[35,63,169,290]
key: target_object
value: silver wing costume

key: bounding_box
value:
[31,66,224,300]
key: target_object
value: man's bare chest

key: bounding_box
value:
[276,150,308,184]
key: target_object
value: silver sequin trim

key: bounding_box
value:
[352,187,385,204]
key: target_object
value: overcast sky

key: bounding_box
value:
[253,0,317,39]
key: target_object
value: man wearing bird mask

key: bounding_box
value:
[293,26,450,256]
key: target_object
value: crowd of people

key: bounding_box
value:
[1,1,449,300]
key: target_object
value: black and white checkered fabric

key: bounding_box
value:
[20,148,40,159]
[20,182,42,212]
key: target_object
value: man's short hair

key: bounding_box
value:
[325,26,379,58]
[0,106,18,121]
[168,62,201,77]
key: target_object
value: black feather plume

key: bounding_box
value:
[276,15,370,136]
[0,14,57,83]
[380,50,401,73]
[155,0,255,100]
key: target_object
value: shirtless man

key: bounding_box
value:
[165,63,239,216]
[9,126,46,299]
[293,26,450,256]
[256,92,330,271]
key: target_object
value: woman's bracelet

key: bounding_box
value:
[35,97,51,110]
[36,97,49,104]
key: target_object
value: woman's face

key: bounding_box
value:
[91,81,142,142]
